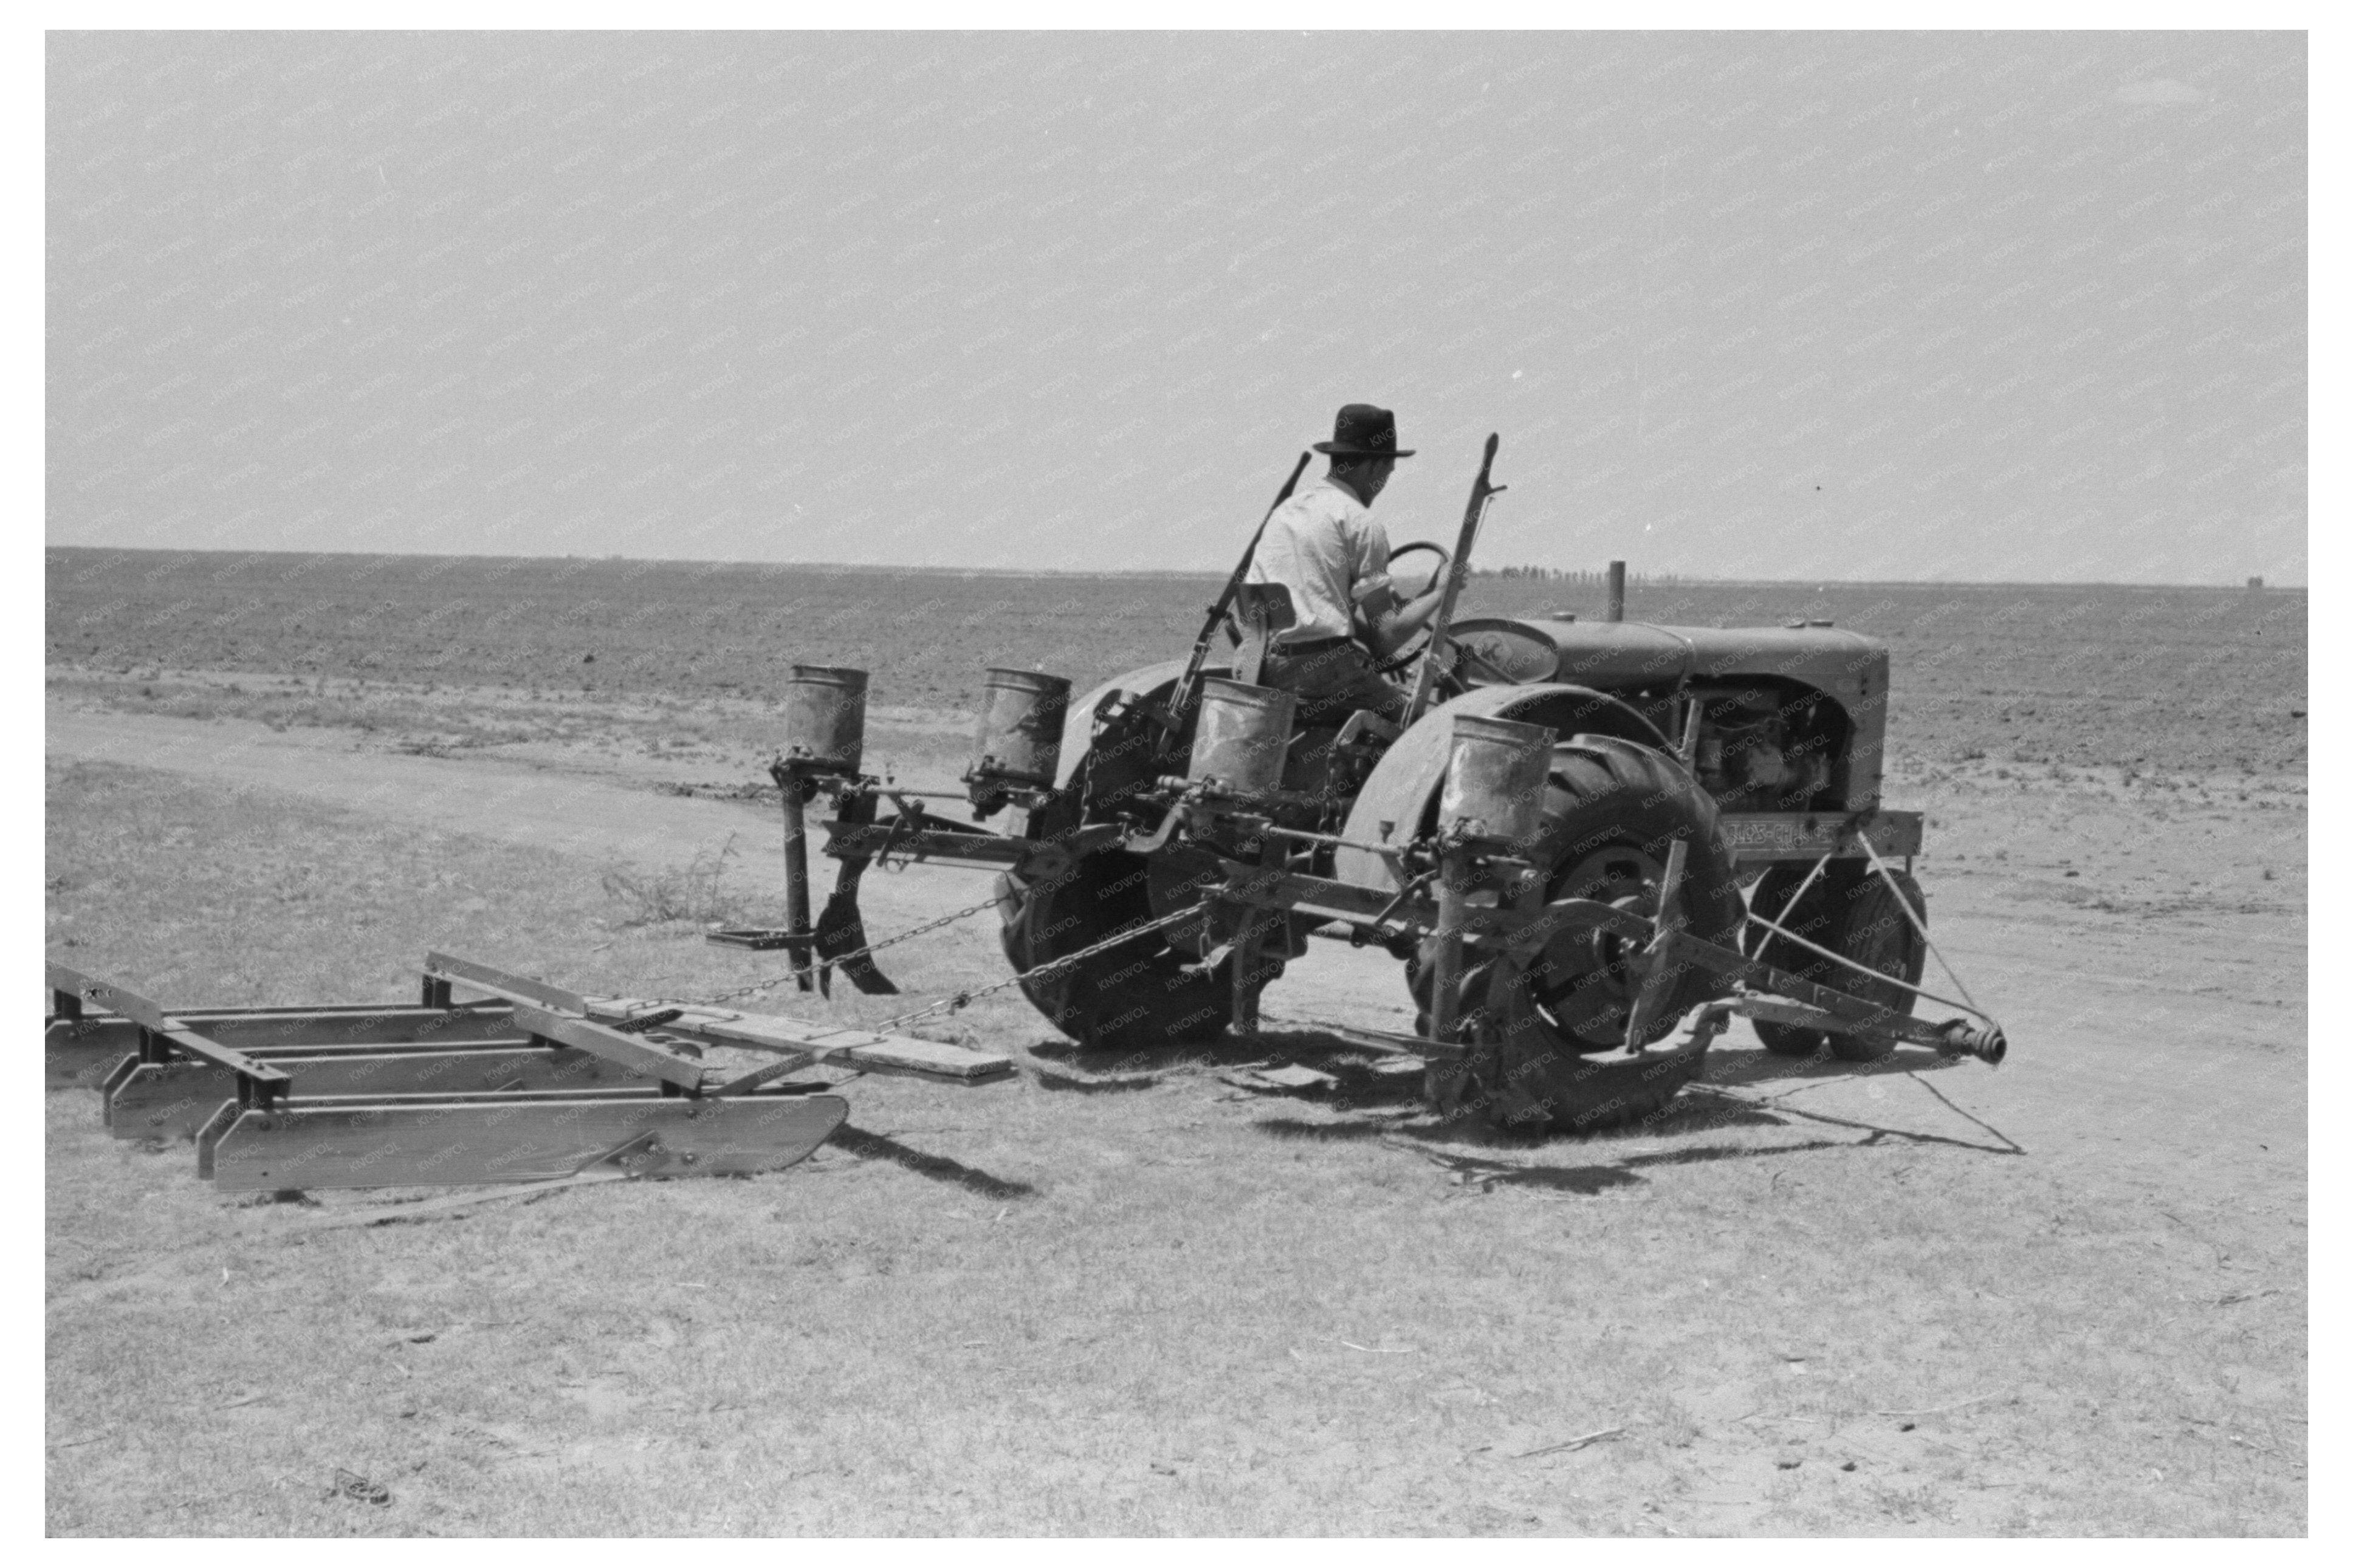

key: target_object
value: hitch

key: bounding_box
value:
[1663,940,2010,1066]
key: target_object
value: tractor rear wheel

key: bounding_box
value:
[1423,736,1743,1134]
[995,779,1235,1055]
[1745,861,1926,1063]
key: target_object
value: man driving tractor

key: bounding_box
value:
[1247,403,1446,725]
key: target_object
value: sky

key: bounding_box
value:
[46,30,2306,583]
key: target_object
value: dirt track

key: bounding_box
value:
[47,700,2306,1222]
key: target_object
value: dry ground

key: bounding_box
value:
[45,683,2305,1535]
[47,549,2307,779]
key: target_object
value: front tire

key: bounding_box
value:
[1744,861,1926,1063]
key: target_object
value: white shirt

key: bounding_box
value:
[1245,477,1394,645]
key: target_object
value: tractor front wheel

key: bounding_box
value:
[1745,861,1927,1063]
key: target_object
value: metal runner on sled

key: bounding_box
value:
[734,433,2009,1134]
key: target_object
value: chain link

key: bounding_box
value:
[869,905,1202,1035]
[694,891,1007,1010]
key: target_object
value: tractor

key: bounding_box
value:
[758,436,2005,1133]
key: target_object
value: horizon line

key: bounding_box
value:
[41,543,2305,594]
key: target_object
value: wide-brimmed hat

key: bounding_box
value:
[1313,403,1415,460]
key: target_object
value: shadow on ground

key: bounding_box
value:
[830,1123,1037,1200]
[1703,1041,1977,1088]
[1022,1025,1430,1108]
[1016,1029,2026,1179]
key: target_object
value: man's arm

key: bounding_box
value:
[1354,579,1446,660]
[1346,517,1443,660]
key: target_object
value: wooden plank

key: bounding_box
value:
[107,1047,652,1142]
[53,1008,521,1060]
[422,952,588,1013]
[296,1046,644,1097]
[53,1001,516,1041]
[48,1005,522,1090]
[47,962,170,1033]
[186,1004,521,1049]
[152,1024,292,1086]
[634,1004,1015,1084]
[106,1063,239,1140]
[47,1018,135,1090]
[201,1092,848,1191]
[510,1004,715,1092]
[43,964,287,1085]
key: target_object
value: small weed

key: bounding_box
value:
[1866,1478,1951,1523]
[598,834,753,927]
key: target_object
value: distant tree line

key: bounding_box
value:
[1474,564,1685,586]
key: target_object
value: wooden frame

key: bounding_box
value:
[49,953,1014,1192]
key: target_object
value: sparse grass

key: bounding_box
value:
[598,835,754,929]
[46,758,2305,1535]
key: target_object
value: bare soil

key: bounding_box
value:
[45,687,2306,1535]
[48,549,2308,776]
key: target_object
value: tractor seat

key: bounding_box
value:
[1229,582,1297,688]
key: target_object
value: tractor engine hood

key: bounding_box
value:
[1449,616,1889,708]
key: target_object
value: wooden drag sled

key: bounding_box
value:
[47,952,1011,1194]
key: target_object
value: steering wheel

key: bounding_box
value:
[1367,540,1451,676]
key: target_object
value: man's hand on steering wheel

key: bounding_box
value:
[1363,539,1450,675]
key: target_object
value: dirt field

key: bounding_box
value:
[44,556,2306,1536]
[48,547,2306,778]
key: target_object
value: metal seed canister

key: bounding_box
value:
[1186,679,1297,797]
[780,665,869,775]
[1439,714,1558,846]
[969,668,1071,788]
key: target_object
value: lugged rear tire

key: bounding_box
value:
[995,772,1235,1055]
[1423,736,1742,1135]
